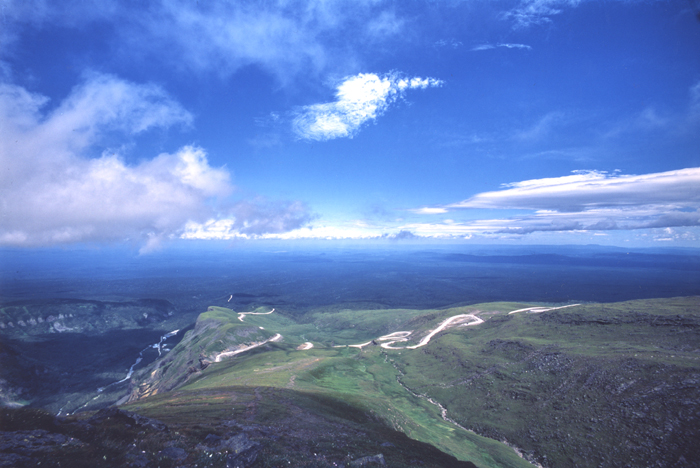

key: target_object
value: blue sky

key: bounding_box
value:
[1,0,699,251]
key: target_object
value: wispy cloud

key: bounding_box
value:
[1,0,404,83]
[602,107,670,139]
[435,39,463,49]
[490,207,700,235]
[450,168,700,211]
[292,72,444,141]
[364,10,404,39]
[691,81,700,114]
[0,74,312,249]
[514,111,564,141]
[471,43,532,51]
[0,0,119,50]
[503,0,582,29]
[397,208,700,239]
[406,168,700,236]
[685,80,700,128]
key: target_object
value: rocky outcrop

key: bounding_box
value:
[88,407,168,432]
[349,453,386,466]
[196,433,261,468]
[0,299,175,338]
[0,429,83,467]
[0,384,478,468]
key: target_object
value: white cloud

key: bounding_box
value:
[239,167,700,241]
[292,72,443,141]
[262,224,383,240]
[501,0,666,31]
[0,75,312,248]
[450,168,700,211]
[435,39,463,49]
[514,111,564,141]
[597,81,700,141]
[635,107,668,129]
[1,0,403,83]
[234,219,425,241]
[471,44,496,51]
[603,107,670,139]
[472,43,532,51]
[0,143,231,247]
[364,10,404,39]
[409,207,449,215]
[653,227,698,243]
[0,73,194,195]
[181,199,313,240]
[691,81,700,112]
[406,168,700,237]
[503,0,582,29]
[398,208,700,239]
[490,207,700,235]
[0,1,120,56]
[389,230,420,240]
[499,43,532,50]
[53,72,193,140]
[687,80,700,126]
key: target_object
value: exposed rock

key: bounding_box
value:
[226,447,261,468]
[0,429,83,461]
[158,446,187,460]
[349,453,386,466]
[196,431,261,467]
[89,407,168,432]
[124,453,150,468]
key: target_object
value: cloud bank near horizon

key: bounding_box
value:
[292,73,444,141]
[450,168,700,212]
[181,199,315,241]
[0,74,312,249]
[405,168,700,238]
[183,167,700,242]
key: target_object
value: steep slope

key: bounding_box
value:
[0,298,183,412]
[125,304,533,468]
[1,392,478,468]
[126,307,278,402]
[123,298,700,468]
[395,297,700,467]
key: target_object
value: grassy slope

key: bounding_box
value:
[395,297,700,467]
[125,297,700,468]
[127,303,547,468]
[126,306,276,401]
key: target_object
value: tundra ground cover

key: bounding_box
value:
[123,297,700,467]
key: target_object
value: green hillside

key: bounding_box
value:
[120,297,700,467]
[3,297,698,467]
